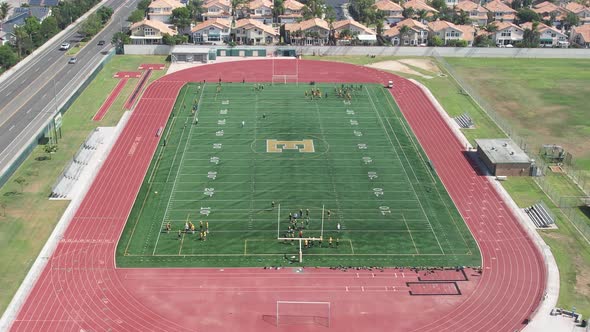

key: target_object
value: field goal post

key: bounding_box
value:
[276,204,325,263]
[276,301,331,327]
[271,58,299,86]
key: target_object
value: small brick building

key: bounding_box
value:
[475,139,531,176]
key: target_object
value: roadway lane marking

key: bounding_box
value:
[9,125,15,131]
[26,109,31,114]
[35,67,40,72]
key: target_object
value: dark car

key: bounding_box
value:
[98,40,106,46]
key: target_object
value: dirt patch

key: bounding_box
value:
[366,61,432,78]
[398,59,441,74]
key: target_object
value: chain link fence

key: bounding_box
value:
[433,51,590,244]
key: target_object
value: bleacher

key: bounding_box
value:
[453,113,475,129]
[50,130,102,199]
[523,201,555,228]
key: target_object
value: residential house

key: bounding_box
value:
[1,7,52,45]
[520,22,568,47]
[27,0,60,6]
[130,19,177,44]
[454,1,489,26]
[383,18,429,45]
[532,1,566,27]
[427,20,473,45]
[457,24,475,46]
[285,18,330,45]
[202,0,232,21]
[191,18,231,44]
[246,0,273,24]
[234,18,278,45]
[483,0,516,23]
[570,24,590,46]
[490,21,523,45]
[148,0,184,24]
[332,19,376,44]
[564,2,590,25]
[403,0,439,22]
[279,0,304,23]
[446,0,459,7]
[373,0,404,25]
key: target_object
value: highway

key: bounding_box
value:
[0,0,139,178]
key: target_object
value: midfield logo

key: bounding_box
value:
[266,139,315,153]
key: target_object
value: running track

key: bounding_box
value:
[10,60,545,331]
[92,78,127,121]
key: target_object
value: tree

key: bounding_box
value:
[14,26,33,57]
[349,0,377,25]
[171,7,192,30]
[0,2,11,21]
[40,16,60,39]
[473,34,495,47]
[454,9,471,25]
[429,35,443,46]
[302,0,326,19]
[402,7,415,19]
[416,9,428,22]
[484,24,498,33]
[517,8,540,23]
[430,0,447,11]
[511,0,522,9]
[273,0,284,22]
[14,177,26,193]
[137,0,151,12]
[43,144,58,160]
[128,9,145,23]
[97,6,114,24]
[0,45,18,69]
[399,25,410,45]
[231,0,249,21]
[188,0,205,21]
[24,16,43,47]
[112,31,131,45]
[563,12,579,30]
[520,21,540,47]
[78,13,102,39]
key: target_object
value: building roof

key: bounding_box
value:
[285,18,330,31]
[454,1,487,13]
[27,0,59,7]
[533,2,559,14]
[283,0,304,11]
[131,19,178,35]
[171,45,211,54]
[149,0,184,9]
[457,24,475,41]
[248,0,273,10]
[520,21,563,36]
[565,2,589,14]
[332,19,375,35]
[13,7,52,20]
[191,18,231,32]
[484,0,516,13]
[476,139,530,164]
[203,0,231,8]
[491,21,522,31]
[403,0,439,13]
[235,18,277,35]
[572,24,590,42]
[383,18,428,37]
[373,0,403,11]
[427,20,461,32]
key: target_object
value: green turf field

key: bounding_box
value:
[116,83,480,268]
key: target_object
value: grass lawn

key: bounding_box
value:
[0,55,167,315]
[444,58,590,170]
[65,42,87,56]
[116,83,480,268]
[308,55,590,318]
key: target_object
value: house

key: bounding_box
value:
[403,0,439,22]
[246,0,273,24]
[1,6,52,45]
[564,2,590,25]
[373,0,404,25]
[202,0,232,21]
[130,19,177,44]
[570,24,590,47]
[148,0,184,24]
[427,20,472,45]
[445,0,459,7]
[383,18,429,45]
[490,21,523,46]
[454,1,489,26]
[520,22,568,47]
[27,0,60,7]
[191,18,231,44]
[279,0,304,23]
[234,18,278,45]
[483,0,516,23]
[332,19,376,44]
[532,1,566,27]
[285,18,330,45]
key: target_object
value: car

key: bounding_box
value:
[68,57,77,64]
[59,42,70,50]
[98,40,106,46]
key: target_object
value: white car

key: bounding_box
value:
[60,43,70,50]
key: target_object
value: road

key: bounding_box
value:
[0,0,138,179]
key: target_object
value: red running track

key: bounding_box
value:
[124,69,153,110]
[10,60,545,332]
[92,78,128,121]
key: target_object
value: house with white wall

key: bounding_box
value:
[191,18,231,44]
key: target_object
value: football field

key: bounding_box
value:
[116,82,480,268]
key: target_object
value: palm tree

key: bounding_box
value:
[0,2,11,22]
[416,9,428,22]
[231,0,248,22]
[399,25,410,45]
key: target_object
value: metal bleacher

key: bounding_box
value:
[50,130,102,199]
[524,201,556,228]
[453,113,475,129]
